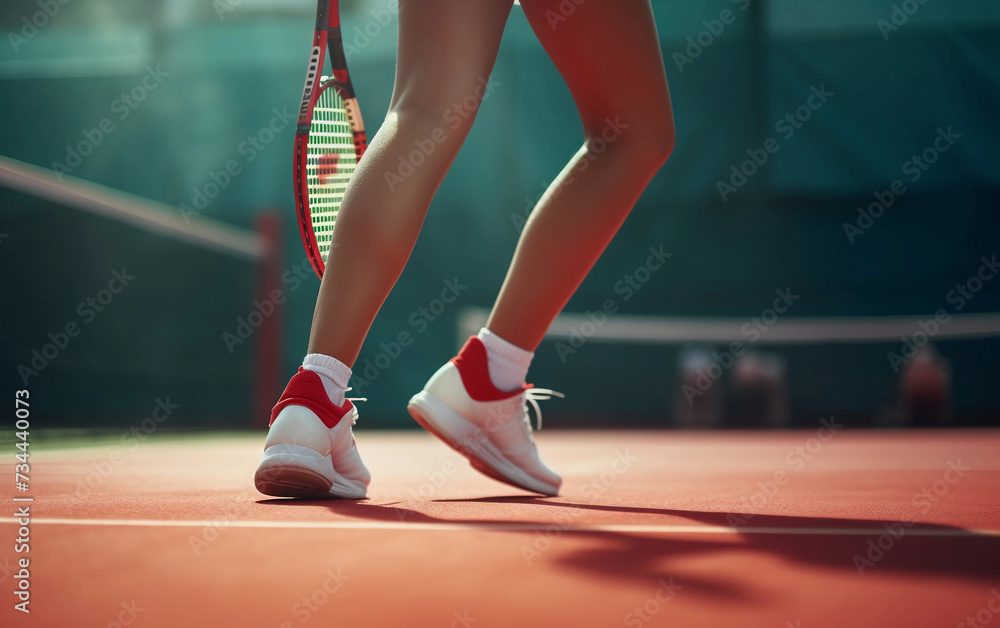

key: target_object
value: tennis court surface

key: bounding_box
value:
[2,428,999,627]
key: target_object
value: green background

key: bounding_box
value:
[2,0,998,428]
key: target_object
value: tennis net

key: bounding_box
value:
[0,155,282,429]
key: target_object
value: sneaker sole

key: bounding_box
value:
[254,444,366,499]
[407,392,559,496]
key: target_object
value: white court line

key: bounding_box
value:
[0,517,996,537]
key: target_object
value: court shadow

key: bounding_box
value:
[255,495,1000,602]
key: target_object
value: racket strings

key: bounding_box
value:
[306,84,358,260]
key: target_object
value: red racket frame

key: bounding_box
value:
[293,0,368,279]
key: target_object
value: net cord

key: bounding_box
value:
[0,155,264,260]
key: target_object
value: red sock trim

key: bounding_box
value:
[450,337,530,402]
[269,367,354,428]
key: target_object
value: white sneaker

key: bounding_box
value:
[254,368,370,499]
[407,337,563,496]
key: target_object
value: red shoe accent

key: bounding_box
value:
[269,368,354,428]
[450,337,531,402]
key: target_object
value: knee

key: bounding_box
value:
[620,118,675,168]
[586,110,675,168]
[378,101,470,175]
[387,93,479,144]
[384,101,443,143]
[638,119,676,165]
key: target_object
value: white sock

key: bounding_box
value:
[302,353,352,406]
[477,328,533,392]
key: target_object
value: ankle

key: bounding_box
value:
[302,353,352,405]
[477,328,533,392]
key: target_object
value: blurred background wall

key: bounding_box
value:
[2,0,999,429]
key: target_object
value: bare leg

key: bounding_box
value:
[486,0,675,350]
[307,0,515,365]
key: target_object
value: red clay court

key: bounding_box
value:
[3,428,999,628]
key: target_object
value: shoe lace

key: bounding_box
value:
[523,388,565,431]
[345,387,366,426]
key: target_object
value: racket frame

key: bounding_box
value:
[294,0,368,279]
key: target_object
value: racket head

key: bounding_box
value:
[294,77,367,278]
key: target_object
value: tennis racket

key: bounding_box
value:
[294,0,367,279]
